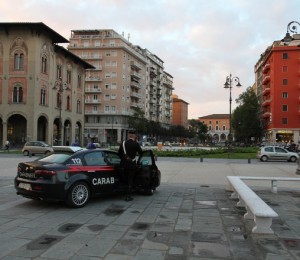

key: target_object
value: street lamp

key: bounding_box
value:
[283,21,300,43]
[224,73,242,143]
[53,78,68,145]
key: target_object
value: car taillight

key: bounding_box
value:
[34,170,57,176]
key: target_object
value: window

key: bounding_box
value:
[57,93,61,108]
[56,65,62,79]
[78,74,82,88]
[77,100,81,113]
[282,92,288,98]
[111,106,116,112]
[111,83,117,89]
[83,41,89,47]
[41,56,47,74]
[105,106,110,112]
[222,125,226,131]
[283,79,288,85]
[105,51,111,57]
[216,126,219,131]
[105,72,111,78]
[282,105,288,111]
[282,118,288,124]
[105,84,110,89]
[67,70,71,84]
[282,53,288,59]
[14,53,24,70]
[66,96,70,110]
[13,86,23,103]
[40,88,46,105]
[105,94,110,100]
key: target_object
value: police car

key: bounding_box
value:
[15,149,161,208]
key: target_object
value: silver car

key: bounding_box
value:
[257,145,299,162]
[22,141,53,156]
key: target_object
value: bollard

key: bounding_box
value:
[248,158,251,164]
[200,157,203,162]
[29,152,32,158]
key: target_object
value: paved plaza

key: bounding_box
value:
[0,154,300,259]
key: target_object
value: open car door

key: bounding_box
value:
[135,150,161,195]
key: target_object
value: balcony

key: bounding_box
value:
[262,63,270,74]
[131,71,142,80]
[131,61,143,70]
[131,81,141,89]
[263,111,271,118]
[262,98,271,106]
[85,110,99,114]
[80,54,103,60]
[85,87,102,93]
[85,99,101,104]
[85,76,103,82]
[262,86,270,96]
[262,75,270,85]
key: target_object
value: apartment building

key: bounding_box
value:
[0,22,93,147]
[172,94,189,127]
[198,114,230,143]
[68,29,173,144]
[255,33,300,143]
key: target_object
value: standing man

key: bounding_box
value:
[118,130,143,201]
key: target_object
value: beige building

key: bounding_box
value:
[0,23,94,147]
[68,29,173,144]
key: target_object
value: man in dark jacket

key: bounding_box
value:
[118,130,143,201]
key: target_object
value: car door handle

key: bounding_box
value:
[88,170,96,173]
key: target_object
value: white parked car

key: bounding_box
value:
[257,146,299,162]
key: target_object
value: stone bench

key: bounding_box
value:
[227,176,279,234]
[238,176,300,193]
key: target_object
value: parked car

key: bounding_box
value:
[52,146,84,154]
[15,149,161,208]
[22,141,53,156]
[257,146,299,162]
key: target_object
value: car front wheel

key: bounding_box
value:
[144,187,154,196]
[261,155,268,162]
[289,156,297,162]
[67,182,90,208]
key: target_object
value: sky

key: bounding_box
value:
[1,0,299,119]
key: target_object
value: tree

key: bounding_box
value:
[232,87,262,144]
[127,107,147,135]
[188,119,208,143]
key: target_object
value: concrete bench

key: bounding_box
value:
[227,176,279,234]
[238,176,300,193]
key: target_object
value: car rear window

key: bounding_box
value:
[264,147,273,152]
[38,154,71,163]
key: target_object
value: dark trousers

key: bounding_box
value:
[124,160,136,196]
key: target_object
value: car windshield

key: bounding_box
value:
[38,154,71,163]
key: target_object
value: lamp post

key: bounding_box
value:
[224,73,242,145]
[283,21,300,43]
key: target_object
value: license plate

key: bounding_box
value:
[19,183,32,191]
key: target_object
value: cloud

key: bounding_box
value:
[1,0,299,119]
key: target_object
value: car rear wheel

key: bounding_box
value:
[23,150,29,156]
[289,156,297,162]
[261,155,268,162]
[67,182,90,208]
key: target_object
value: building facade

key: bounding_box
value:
[198,114,230,143]
[255,33,300,144]
[172,94,189,127]
[68,29,173,144]
[0,23,93,147]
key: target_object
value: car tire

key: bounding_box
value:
[289,156,297,162]
[67,182,90,208]
[261,155,268,162]
[23,150,29,156]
